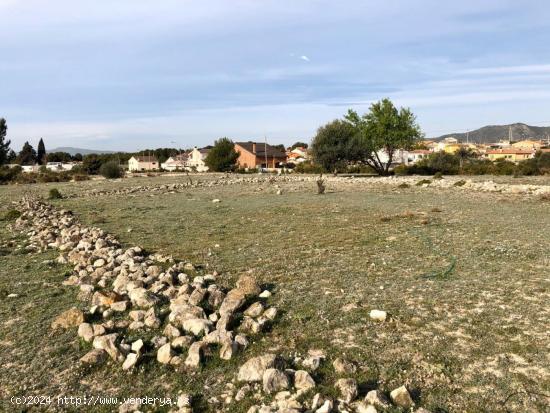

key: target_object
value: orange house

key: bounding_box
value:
[234,141,287,169]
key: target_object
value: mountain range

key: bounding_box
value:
[434,123,550,143]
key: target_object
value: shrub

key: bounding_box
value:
[433,171,443,179]
[2,209,21,221]
[316,176,326,194]
[294,161,326,174]
[397,182,410,188]
[72,174,90,181]
[99,161,124,179]
[416,179,432,186]
[48,188,63,199]
[454,180,466,187]
[0,165,22,184]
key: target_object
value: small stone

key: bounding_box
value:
[177,393,191,408]
[7,293,19,298]
[369,310,387,322]
[110,301,127,312]
[157,343,173,364]
[263,307,277,321]
[353,402,377,413]
[184,341,204,369]
[182,318,212,336]
[131,339,144,353]
[364,390,390,408]
[78,323,94,342]
[390,385,414,409]
[244,302,264,318]
[294,370,315,390]
[262,368,289,393]
[259,290,271,298]
[212,199,221,203]
[236,274,261,296]
[122,353,139,370]
[335,378,358,403]
[315,399,333,413]
[93,258,106,268]
[93,333,122,362]
[333,358,357,374]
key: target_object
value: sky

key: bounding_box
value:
[1,0,550,151]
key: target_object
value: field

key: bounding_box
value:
[0,174,549,412]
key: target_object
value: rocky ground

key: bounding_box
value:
[0,174,548,412]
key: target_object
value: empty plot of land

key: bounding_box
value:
[0,175,549,412]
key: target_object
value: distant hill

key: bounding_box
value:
[47,147,119,155]
[434,123,550,143]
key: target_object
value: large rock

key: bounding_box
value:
[335,378,358,403]
[236,274,261,296]
[184,341,204,369]
[128,288,158,308]
[238,354,277,382]
[77,323,94,342]
[80,348,107,365]
[244,302,264,318]
[294,370,315,390]
[364,390,390,408]
[122,353,139,370]
[219,289,246,316]
[333,358,357,374]
[390,386,414,409]
[182,318,213,337]
[157,343,174,364]
[93,334,122,362]
[262,368,289,393]
[51,307,84,329]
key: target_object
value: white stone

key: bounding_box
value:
[369,309,387,322]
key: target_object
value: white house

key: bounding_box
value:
[161,153,188,171]
[405,149,431,165]
[46,162,63,171]
[128,156,159,172]
[186,147,209,172]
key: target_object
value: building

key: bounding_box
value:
[511,140,543,151]
[128,156,159,172]
[161,153,188,171]
[186,147,210,172]
[286,146,309,165]
[406,149,431,164]
[234,141,287,169]
[485,149,534,162]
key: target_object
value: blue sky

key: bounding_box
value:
[2,0,550,151]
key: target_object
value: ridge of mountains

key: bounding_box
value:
[434,123,550,143]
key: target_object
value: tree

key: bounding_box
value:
[46,151,73,162]
[73,153,83,162]
[37,138,46,164]
[0,118,11,166]
[345,98,422,175]
[82,154,103,174]
[205,137,239,172]
[291,141,308,150]
[455,146,477,172]
[17,141,37,165]
[310,119,359,173]
[99,161,124,179]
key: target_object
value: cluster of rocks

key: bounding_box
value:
[69,176,299,198]
[216,350,430,413]
[13,196,277,372]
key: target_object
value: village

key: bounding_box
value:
[7,135,550,174]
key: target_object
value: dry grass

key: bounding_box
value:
[1,174,549,412]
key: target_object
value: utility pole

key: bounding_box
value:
[264,135,268,171]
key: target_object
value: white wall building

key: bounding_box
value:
[186,147,209,172]
[128,156,159,172]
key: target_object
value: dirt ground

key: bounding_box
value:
[1,173,549,412]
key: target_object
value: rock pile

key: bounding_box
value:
[220,351,428,413]
[12,196,277,372]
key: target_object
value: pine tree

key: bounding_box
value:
[0,118,11,166]
[37,138,46,164]
[17,141,37,165]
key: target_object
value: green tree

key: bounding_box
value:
[37,138,46,164]
[17,141,37,165]
[205,138,239,172]
[82,154,103,174]
[0,118,11,166]
[345,98,422,175]
[455,146,477,172]
[99,160,124,179]
[290,141,308,150]
[310,119,359,173]
[73,153,83,162]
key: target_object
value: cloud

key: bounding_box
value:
[300,55,310,62]
[462,64,550,75]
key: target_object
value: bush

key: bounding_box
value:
[99,161,124,179]
[1,209,21,221]
[72,174,90,181]
[433,172,443,179]
[294,161,326,174]
[397,182,410,188]
[454,180,466,187]
[416,179,432,186]
[48,188,63,199]
[0,165,22,184]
